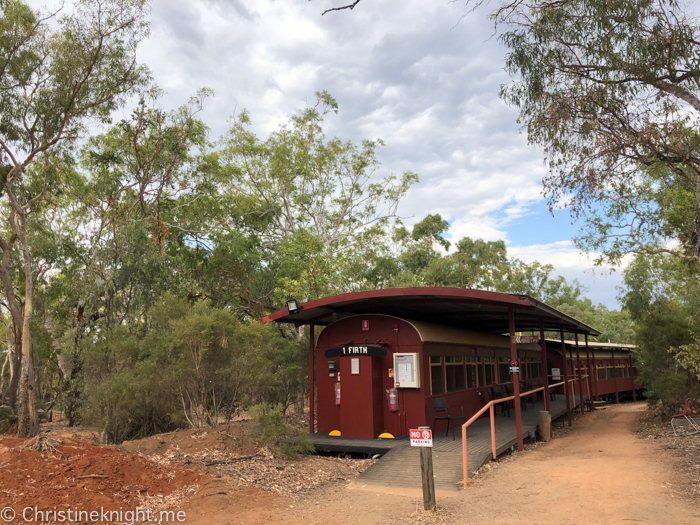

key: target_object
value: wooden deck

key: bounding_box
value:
[306,434,408,454]
[311,394,580,492]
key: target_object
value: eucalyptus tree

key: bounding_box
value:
[37,88,213,426]
[0,0,150,436]
[619,254,700,410]
[219,91,418,307]
[321,1,700,264]
[479,0,700,264]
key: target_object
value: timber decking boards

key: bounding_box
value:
[306,434,408,454]
[351,394,579,492]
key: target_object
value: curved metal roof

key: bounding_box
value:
[261,287,600,336]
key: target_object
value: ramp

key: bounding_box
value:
[352,394,577,491]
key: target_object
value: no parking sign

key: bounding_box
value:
[410,428,433,447]
[509,358,520,374]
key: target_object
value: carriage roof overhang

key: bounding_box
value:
[545,339,635,350]
[261,287,601,336]
[545,339,635,358]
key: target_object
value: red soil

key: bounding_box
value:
[0,437,202,523]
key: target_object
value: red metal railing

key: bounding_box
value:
[461,377,585,488]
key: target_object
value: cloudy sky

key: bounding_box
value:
[38,0,627,307]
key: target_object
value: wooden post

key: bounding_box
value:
[490,404,497,459]
[538,411,552,442]
[574,333,584,415]
[539,319,550,413]
[418,426,436,512]
[569,347,578,413]
[589,337,598,401]
[584,334,594,406]
[561,329,572,427]
[509,307,524,451]
[309,323,315,434]
[612,350,619,404]
[630,353,636,401]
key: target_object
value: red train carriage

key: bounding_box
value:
[263,288,638,440]
[545,340,640,404]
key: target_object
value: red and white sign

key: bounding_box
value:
[409,429,433,447]
[511,335,539,344]
[362,320,369,331]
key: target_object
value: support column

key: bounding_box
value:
[630,353,636,401]
[561,329,572,427]
[612,350,619,404]
[539,319,550,413]
[590,343,598,401]
[584,334,594,408]
[309,323,315,434]
[509,307,524,451]
[574,334,584,415]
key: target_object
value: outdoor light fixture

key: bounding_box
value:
[287,299,302,314]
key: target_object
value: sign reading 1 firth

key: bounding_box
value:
[323,345,387,358]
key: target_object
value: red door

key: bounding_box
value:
[339,356,384,438]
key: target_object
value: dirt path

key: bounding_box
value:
[458,403,700,525]
[180,403,700,525]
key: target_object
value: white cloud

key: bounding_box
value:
[509,242,631,306]
[23,0,631,307]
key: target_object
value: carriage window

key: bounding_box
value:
[615,366,624,378]
[483,357,495,386]
[597,367,606,380]
[606,367,614,379]
[466,357,477,388]
[498,357,510,383]
[445,356,465,392]
[430,357,444,395]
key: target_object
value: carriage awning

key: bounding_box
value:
[262,287,600,336]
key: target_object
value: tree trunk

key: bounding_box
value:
[16,210,38,438]
[5,322,22,409]
[0,225,24,410]
[0,349,8,404]
[16,334,38,437]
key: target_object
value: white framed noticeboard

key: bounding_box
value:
[393,353,420,388]
[351,357,360,375]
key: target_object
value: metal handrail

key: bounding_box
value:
[461,378,576,488]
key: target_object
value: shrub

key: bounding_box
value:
[0,405,17,433]
[281,430,316,460]
[249,403,288,445]
[81,296,307,443]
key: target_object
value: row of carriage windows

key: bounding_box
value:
[431,356,638,396]
[429,356,541,395]
[593,366,638,380]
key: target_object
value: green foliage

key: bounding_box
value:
[375,213,633,341]
[280,429,316,461]
[619,254,700,415]
[0,8,641,439]
[219,90,418,303]
[0,405,17,433]
[0,0,151,436]
[487,0,700,264]
[249,403,288,445]
[81,297,306,443]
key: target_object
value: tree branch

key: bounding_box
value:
[319,0,362,15]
